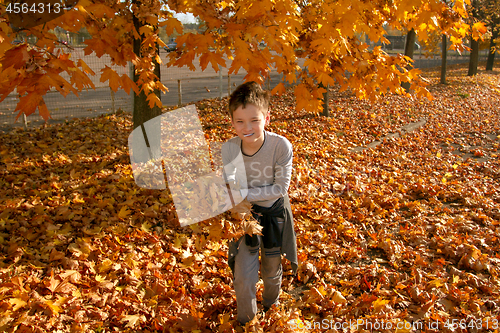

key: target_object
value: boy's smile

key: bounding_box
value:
[232,103,270,154]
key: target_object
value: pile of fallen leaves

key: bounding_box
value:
[1,63,499,332]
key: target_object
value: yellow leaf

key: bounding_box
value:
[9,298,27,311]
[141,221,152,232]
[72,289,82,298]
[472,22,487,35]
[372,298,389,312]
[199,52,226,71]
[118,206,131,219]
[172,235,182,251]
[180,255,195,268]
[95,274,106,282]
[146,16,158,26]
[54,295,68,307]
[317,285,327,296]
[241,219,263,236]
[44,299,62,316]
[316,72,336,87]
[428,279,443,288]
[310,38,333,54]
[229,199,252,216]
[98,259,113,273]
[332,290,347,304]
[139,25,154,36]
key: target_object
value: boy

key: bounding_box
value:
[221,81,298,325]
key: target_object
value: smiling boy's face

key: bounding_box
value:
[231,103,269,145]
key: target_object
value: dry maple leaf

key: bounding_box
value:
[121,314,146,328]
[229,198,253,220]
[244,316,264,333]
[45,271,77,294]
[241,219,263,237]
[227,199,263,238]
[298,262,318,284]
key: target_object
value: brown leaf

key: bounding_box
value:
[49,248,65,261]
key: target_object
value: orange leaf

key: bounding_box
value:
[121,74,139,94]
[15,93,43,119]
[146,92,162,108]
[100,66,121,92]
[77,59,96,75]
[162,17,183,36]
[117,206,131,219]
[38,99,51,121]
[271,82,286,95]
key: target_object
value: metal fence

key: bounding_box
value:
[0,46,490,131]
[0,47,291,131]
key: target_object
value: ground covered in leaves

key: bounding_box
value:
[1,63,499,332]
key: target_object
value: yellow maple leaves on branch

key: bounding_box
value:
[0,0,488,120]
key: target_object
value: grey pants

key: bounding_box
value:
[233,220,284,324]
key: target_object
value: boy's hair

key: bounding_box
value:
[228,81,270,119]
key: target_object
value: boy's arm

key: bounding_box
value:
[221,141,249,209]
[221,141,238,183]
[246,139,293,203]
[221,141,246,197]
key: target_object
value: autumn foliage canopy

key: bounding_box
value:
[0,0,488,120]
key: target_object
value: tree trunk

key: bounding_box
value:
[132,8,162,130]
[468,38,479,76]
[468,0,480,76]
[486,33,497,71]
[402,28,416,92]
[441,34,447,84]
[320,83,329,117]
